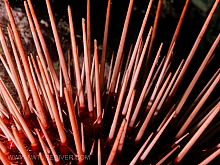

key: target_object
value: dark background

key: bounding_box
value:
[8,0,219,102]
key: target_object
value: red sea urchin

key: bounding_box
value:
[0,0,219,164]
